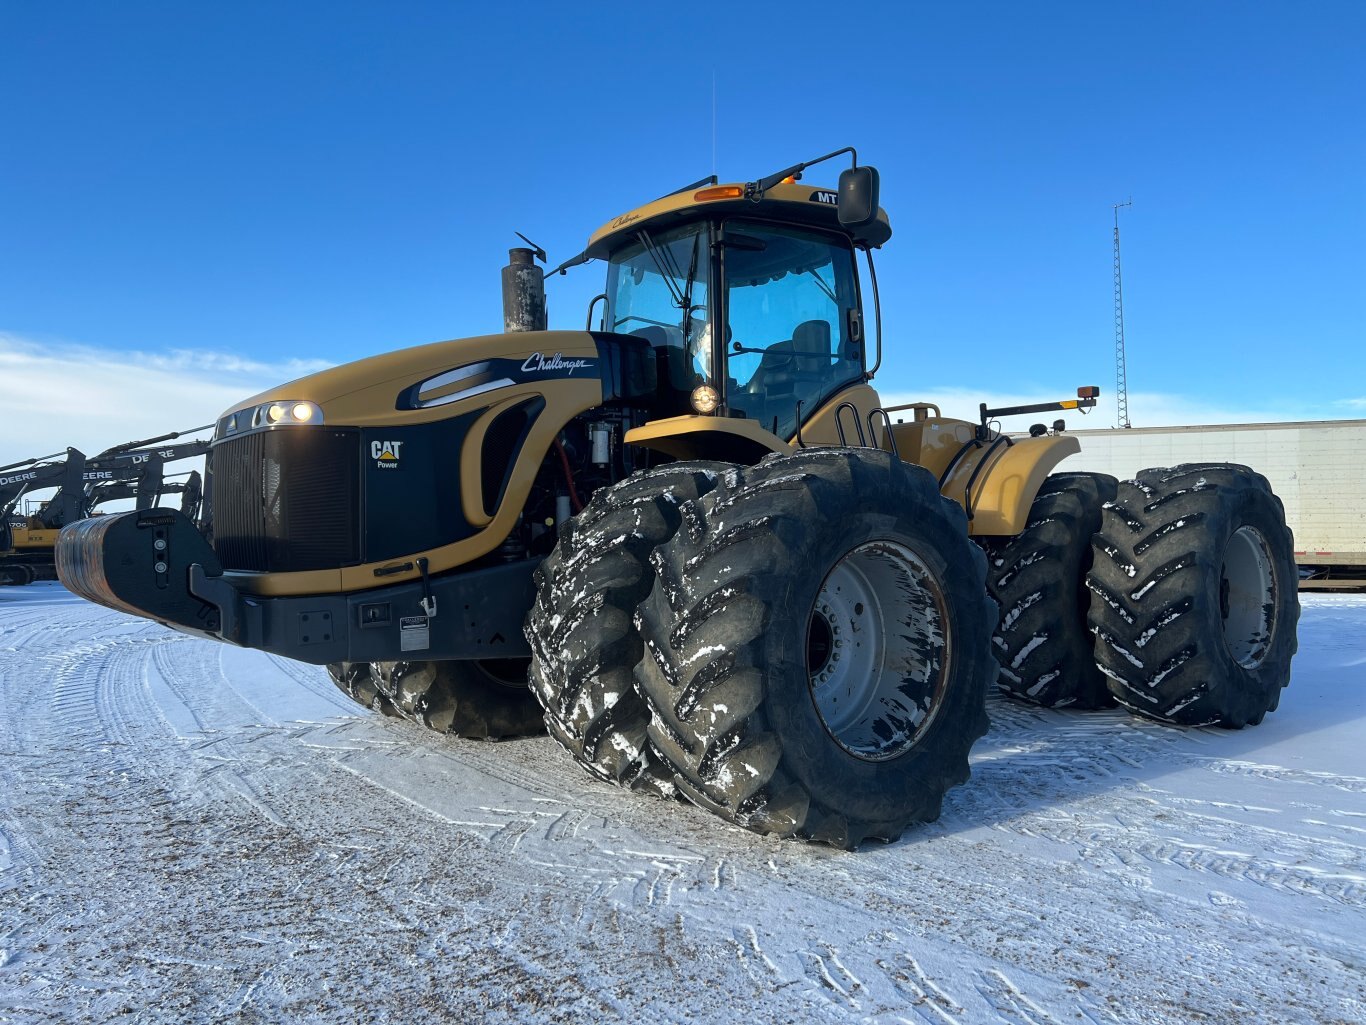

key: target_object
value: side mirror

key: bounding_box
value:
[837,165,880,230]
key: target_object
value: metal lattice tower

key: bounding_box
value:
[1112,200,1132,428]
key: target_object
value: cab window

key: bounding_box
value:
[604,223,711,416]
[723,223,862,438]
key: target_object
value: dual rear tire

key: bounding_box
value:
[986,472,1117,709]
[1087,464,1298,727]
[989,462,1298,729]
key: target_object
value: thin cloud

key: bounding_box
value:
[0,333,332,468]
[132,348,331,377]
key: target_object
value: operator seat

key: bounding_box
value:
[629,325,693,418]
[743,320,834,422]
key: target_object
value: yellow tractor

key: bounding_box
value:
[58,149,1299,847]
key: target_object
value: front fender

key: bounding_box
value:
[624,415,792,464]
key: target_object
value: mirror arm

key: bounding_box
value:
[864,248,883,378]
[748,147,859,198]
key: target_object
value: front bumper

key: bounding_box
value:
[56,509,536,665]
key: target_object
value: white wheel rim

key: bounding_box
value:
[806,540,950,761]
[1221,525,1276,669]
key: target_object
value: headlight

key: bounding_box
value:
[217,400,325,438]
[690,385,720,414]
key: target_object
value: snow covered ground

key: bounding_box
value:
[1,583,1363,1025]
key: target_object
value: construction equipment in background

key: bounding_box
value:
[2,448,115,585]
[1,429,209,586]
[55,151,1300,848]
[88,470,205,524]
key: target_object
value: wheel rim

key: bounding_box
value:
[1220,525,1276,669]
[806,540,950,761]
[476,657,532,688]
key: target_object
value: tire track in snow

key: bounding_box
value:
[261,653,358,712]
[1203,757,1366,794]
[971,788,1365,912]
[978,969,1071,1025]
[4,591,1364,1024]
[954,692,1366,922]
[875,953,967,1025]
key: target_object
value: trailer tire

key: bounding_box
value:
[1087,463,1299,727]
[526,461,729,796]
[371,659,543,739]
[986,472,1117,708]
[634,449,995,848]
[325,661,398,717]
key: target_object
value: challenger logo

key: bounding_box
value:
[521,352,594,375]
[371,440,404,469]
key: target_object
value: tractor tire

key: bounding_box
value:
[986,472,1117,708]
[1087,463,1299,727]
[370,658,543,739]
[634,448,996,848]
[326,661,397,717]
[525,460,729,796]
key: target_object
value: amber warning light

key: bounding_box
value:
[694,186,745,202]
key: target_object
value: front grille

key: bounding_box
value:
[211,429,359,572]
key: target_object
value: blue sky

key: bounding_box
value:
[2,2,1363,463]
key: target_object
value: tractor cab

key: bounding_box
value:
[582,150,891,444]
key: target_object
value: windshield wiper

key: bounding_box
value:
[680,232,704,346]
[636,230,687,309]
[806,265,839,306]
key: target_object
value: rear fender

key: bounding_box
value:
[940,434,1081,535]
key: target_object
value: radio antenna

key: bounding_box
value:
[1112,199,1133,429]
[711,71,717,178]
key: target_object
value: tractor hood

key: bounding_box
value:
[214,329,639,434]
[187,327,656,598]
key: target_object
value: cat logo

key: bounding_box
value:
[371,440,404,469]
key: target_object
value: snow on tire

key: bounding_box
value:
[525,461,728,796]
[986,472,1117,708]
[326,661,397,717]
[370,659,544,739]
[1087,463,1299,727]
[633,449,995,848]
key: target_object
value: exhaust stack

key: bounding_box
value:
[501,247,547,332]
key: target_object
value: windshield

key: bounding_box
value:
[723,222,863,438]
[604,222,711,416]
